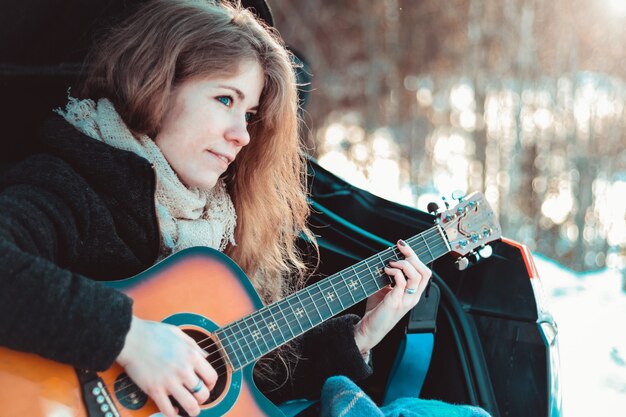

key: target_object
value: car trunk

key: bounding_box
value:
[307,164,560,417]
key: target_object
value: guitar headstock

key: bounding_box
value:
[438,192,502,258]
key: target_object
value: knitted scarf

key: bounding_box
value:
[56,97,237,259]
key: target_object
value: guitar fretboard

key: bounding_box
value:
[214,225,450,370]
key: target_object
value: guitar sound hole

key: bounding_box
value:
[183,328,229,404]
[115,328,229,415]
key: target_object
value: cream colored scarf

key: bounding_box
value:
[56,97,237,259]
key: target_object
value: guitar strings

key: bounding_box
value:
[213,236,449,370]
[113,229,453,401]
[112,229,449,399]
[112,229,450,398]
[206,228,450,367]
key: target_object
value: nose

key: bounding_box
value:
[225,114,251,147]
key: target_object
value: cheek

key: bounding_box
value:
[168,139,200,172]
[155,132,190,175]
[157,95,201,144]
[157,114,199,152]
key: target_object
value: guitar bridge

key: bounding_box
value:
[75,368,121,417]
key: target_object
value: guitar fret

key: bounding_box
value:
[363,260,380,291]
[340,271,357,304]
[375,253,393,289]
[437,224,452,252]
[259,310,278,350]
[215,327,242,370]
[274,298,297,338]
[368,275,385,294]
[351,266,369,300]
[323,280,340,312]
[254,309,273,354]
[328,276,346,310]
[376,252,387,268]
[294,291,316,329]
[316,280,335,319]
[268,303,290,345]
[260,308,282,351]
[420,232,434,262]
[326,278,344,314]
[239,316,265,361]
[284,298,306,335]
[229,320,254,366]
[305,285,325,324]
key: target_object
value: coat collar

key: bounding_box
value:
[40,115,160,266]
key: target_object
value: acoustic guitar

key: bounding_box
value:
[0,192,501,417]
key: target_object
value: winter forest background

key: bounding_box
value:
[270,0,626,277]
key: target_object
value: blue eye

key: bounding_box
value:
[217,96,232,106]
[245,112,255,123]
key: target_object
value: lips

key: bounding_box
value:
[207,150,234,167]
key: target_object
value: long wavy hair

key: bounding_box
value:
[80,0,316,384]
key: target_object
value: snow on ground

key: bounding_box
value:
[534,255,626,417]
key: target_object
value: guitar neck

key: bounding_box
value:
[215,225,451,370]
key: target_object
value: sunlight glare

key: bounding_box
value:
[416,192,441,212]
[450,83,475,111]
[352,143,369,162]
[606,0,626,16]
[372,130,396,158]
[595,179,626,246]
[541,192,574,225]
[533,108,553,130]
[459,110,477,131]
[324,123,346,146]
[416,88,433,107]
[369,158,400,201]
[318,151,368,189]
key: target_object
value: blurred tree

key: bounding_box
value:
[271,0,626,271]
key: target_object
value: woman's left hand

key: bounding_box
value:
[353,239,432,357]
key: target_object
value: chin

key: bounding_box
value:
[198,179,219,190]
[182,175,219,190]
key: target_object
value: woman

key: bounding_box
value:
[0,1,431,416]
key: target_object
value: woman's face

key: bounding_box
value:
[155,60,264,189]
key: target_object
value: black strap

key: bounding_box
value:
[407,282,440,333]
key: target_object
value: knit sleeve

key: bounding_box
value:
[0,156,133,371]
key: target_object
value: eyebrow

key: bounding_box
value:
[218,85,259,110]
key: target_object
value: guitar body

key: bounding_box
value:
[0,247,284,417]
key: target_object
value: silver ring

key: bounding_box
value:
[190,379,204,394]
[405,287,417,295]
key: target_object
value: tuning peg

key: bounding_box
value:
[452,190,466,202]
[455,257,469,270]
[441,196,450,209]
[427,202,439,215]
[478,245,493,259]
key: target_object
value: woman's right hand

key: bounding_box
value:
[116,316,217,417]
